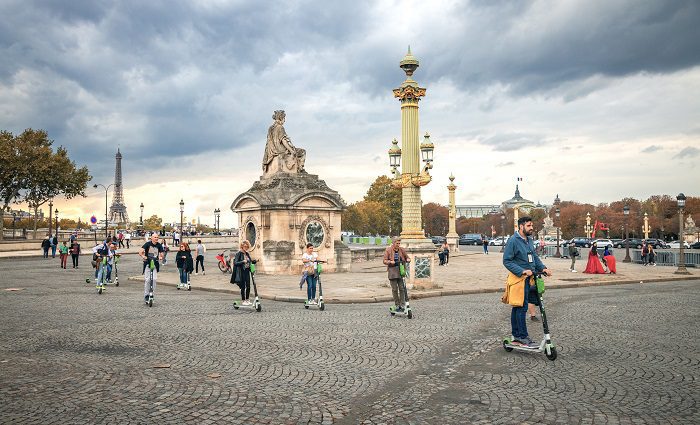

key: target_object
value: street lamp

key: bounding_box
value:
[675,193,691,275]
[55,209,59,238]
[584,212,592,238]
[500,213,506,253]
[623,204,631,263]
[12,212,16,239]
[214,208,221,232]
[179,199,184,238]
[554,194,561,258]
[140,202,144,230]
[48,199,53,237]
[94,183,114,239]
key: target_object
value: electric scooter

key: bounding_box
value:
[145,259,155,307]
[503,274,557,361]
[112,254,120,287]
[304,260,326,311]
[95,256,108,294]
[233,263,261,312]
[389,262,413,319]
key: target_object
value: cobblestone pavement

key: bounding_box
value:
[1,257,698,424]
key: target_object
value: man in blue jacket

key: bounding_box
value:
[503,216,551,347]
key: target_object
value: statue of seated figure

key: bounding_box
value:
[262,110,306,175]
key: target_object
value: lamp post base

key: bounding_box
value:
[674,266,692,275]
[622,257,631,263]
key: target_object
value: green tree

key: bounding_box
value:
[0,131,31,240]
[18,129,91,238]
[363,175,402,236]
[143,215,163,231]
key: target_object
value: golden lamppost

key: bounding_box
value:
[585,212,592,238]
[387,47,436,287]
[643,212,650,240]
[675,193,691,275]
[446,174,458,251]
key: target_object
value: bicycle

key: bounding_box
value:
[216,250,232,273]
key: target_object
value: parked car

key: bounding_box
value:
[431,236,446,245]
[563,237,592,248]
[591,239,614,248]
[667,241,690,249]
[645,238,669,249]
[690,241,700,250]
[459,233,483,245]
[614,238,644,249]
[489,236,508,246]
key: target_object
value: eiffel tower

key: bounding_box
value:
[108,148,129,225]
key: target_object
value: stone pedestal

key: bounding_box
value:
[401,238,437,289]
[231,172,351,274]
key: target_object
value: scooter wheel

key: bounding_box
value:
[256,304,262,312]
[390,312,395,316]
[503,339,514,352]
[304,305,309,309]
[546,346,557,361]
[187,286,191,291]
[115,281,119,287]
[319,303,325,311]
[148,299,153,307]
[407,310,413,319]
[177,286,180,290]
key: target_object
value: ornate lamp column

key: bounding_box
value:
[387,47,436,288]
[554,194,561,258]
[623,204,631,263]
[446,174,458,251]
[500,213,506,253]
[179,199,185,238]
[643,212,650,240]
[585,212,592,238]
[675,193,691,275]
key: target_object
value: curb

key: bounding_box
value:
[127,274,698,304]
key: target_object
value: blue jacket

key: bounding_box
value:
[503,232,546,276]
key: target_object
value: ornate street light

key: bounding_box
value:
[675,193,691,275]
[55,209,59,238]
[554,194,561,258]
[500,213,506,253]
[94,183,114,239]
[388,138,401,176]
[139,202,144,230]
[214,208,221,232]
[623,204,631,263]
[420,133,434,166]
[12,211,16,239]
[179,199,185,238]
[48,199,53,237]
[585,212,592,238]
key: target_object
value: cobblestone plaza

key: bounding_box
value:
[1,257,697,424]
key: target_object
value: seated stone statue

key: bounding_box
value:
[262,110,306,175]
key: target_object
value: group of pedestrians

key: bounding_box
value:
[41,234,58,258]
[641,242,657,266]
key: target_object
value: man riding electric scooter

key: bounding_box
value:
[502,217,551,348]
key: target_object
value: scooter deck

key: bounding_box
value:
[304,299,325,310]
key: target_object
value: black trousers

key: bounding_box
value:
[196,255,205,272]
[239,273,251,300]
[71,254,79,267]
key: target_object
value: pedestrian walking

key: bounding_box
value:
[383,237,410,312]
[641,242,649,265]
[482,238,489,255]
[140,233,164,302]
[58,241,69,269]
[50,234,58,258]
[41,236,50,258]
[118,231,125,248]
[301,243,319,304]
[161,239,170,265]
[70,239,81,268]
[124,231,131,248]
[442,241,450,265]
[195,239,206,275]
[568,243,579,272]
[502,216,551,348]
[173,231,180,246]
[176,242,193,286]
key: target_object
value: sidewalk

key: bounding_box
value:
[127,251,696,303]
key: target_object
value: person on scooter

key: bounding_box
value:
[503,217,551,348]
[231,240,256,305]
[140,233,164,302]
[383,237,410,312]
[301,243,319,304]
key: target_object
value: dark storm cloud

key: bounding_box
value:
[421,0,700,95]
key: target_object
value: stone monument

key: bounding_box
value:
[231,111,351,274]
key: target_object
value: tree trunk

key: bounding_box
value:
[33,206,38,239]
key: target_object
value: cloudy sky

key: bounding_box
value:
[2,0,699,228]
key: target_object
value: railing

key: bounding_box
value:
[341,236,390,246]
[632,250,700,267]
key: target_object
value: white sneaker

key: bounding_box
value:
[195,272,199,275]
[571,269,577,273]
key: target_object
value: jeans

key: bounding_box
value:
[144,267,157,297]
[51,245,56,257]
[60,254,68,268]
[196,255,205,273]
[510,277,531,339]
[306,274,317,301]
[483,245,488,254]
[438,252,445,265]
[43,247,49,258]
[71,254,79,268]
[239,271,251,300]
[178,267,188,284]
[96,264,112,284]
